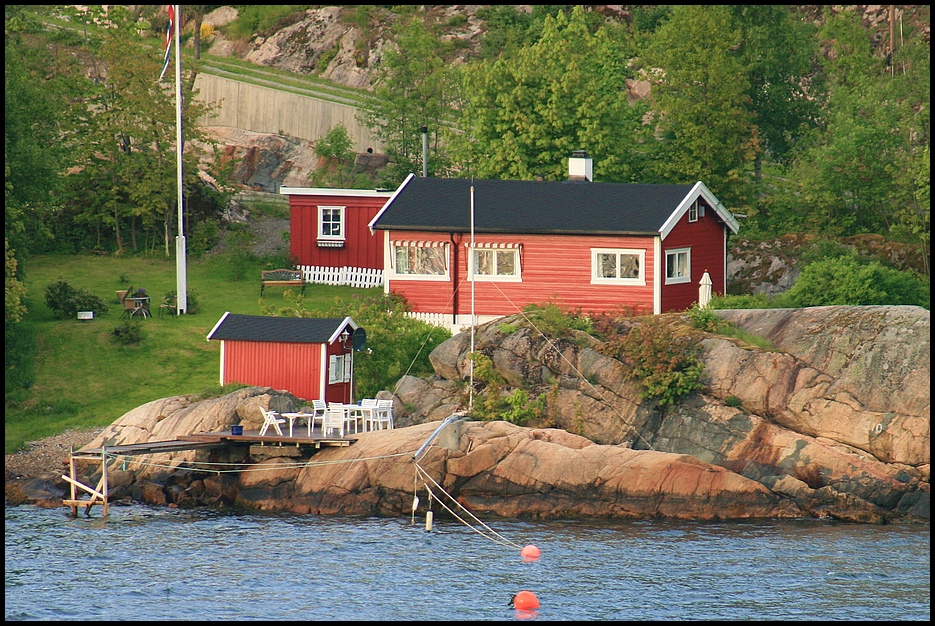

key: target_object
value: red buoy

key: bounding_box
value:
[511,590,540,610]
[520,544,541,561]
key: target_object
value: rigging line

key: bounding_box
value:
[487,281,657,452]
[415,462,524,551]
[390,277,464,397]
[415,467,521,550]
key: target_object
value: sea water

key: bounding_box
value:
[4,505,929,621]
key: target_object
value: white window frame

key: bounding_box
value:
[591,248,646,285]
[467,247,522,282]
[388,242,450,281]
[318,206,346,243]
[329,354,350,384]
[688,200,699,222]
[665,248,691,284]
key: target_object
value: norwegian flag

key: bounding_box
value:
[158,5,175,81]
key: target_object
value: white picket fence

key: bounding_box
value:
[405,311,451,329]
[298,265,383,289]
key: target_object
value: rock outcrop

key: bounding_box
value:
[10,306,929,524]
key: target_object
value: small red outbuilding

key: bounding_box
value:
[206,313,363,404]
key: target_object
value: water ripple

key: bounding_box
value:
[5,506,930,621]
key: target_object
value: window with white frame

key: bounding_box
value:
[318,206,345,246]
[468,246,521,281]
[688,200,706,222]
[591,248,645,285]
[665,248,691,284]
[329,354,351,383]
[390,242,449,279]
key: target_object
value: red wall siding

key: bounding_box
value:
[222,340,324,402]
[660,206,727,313]
[288,194,386,269]
[387,232,657,317]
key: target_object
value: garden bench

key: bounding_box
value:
[260,269,306,296]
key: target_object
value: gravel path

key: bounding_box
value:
[4,428,104,480]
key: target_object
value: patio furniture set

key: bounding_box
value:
[258,398,394,438]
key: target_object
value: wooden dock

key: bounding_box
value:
[64,428,358,517]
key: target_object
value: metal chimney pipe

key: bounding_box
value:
[421,126,428,177]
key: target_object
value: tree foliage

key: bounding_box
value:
[357,16,457,187]
[307,124,377,189]
[643,5,758,209]
[449,6,649,182]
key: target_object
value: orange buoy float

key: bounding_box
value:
[520,544,541,561]
[510,590,540,610]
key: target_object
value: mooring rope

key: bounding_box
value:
[413,462,525,551]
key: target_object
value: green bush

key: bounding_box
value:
[189,220,220,258]
[44,279,110,319]
[785,255,930,308]
[600,316,705,406]
[163,289,202,315]
[113,319,145,346]
[686,302,723,332]
[708,293,775,309]
[521,300,592,339]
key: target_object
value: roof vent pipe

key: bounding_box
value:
[568,150,592,182]
[421,126,428,177]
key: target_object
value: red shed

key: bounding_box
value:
[369,152,740,332]
[279,186,394,288]
[206,313,363,404]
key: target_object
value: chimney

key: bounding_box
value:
[568,150,592,182]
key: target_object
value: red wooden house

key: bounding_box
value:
[368,153,739,332]
[279,186,394,288]
[206,313,364,404]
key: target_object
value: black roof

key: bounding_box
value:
[206,313,353,343]
[371,176,698,235]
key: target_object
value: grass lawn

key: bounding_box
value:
[5,252,378,454]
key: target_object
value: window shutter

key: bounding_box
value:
[329,355,340,384]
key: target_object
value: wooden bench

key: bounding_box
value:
[260,269,306,296]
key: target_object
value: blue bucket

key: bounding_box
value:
[231,424,243,436]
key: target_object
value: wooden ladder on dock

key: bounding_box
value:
[63,445,110,518]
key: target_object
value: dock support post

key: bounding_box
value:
[68,445,78,517]
[100,445,109,518]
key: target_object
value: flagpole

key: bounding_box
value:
[469,182,475,410]
[173,4,187,314]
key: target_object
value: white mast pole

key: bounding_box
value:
[174,4,188,314]
[469,183,475,410]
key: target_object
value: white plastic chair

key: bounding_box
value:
[307,399,327,435]
[331,402,360,434]
[375,399,395,430]
[358,398,379,431]
[259,407,285,436]
[321,405,346,438]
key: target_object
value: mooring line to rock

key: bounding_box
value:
[488,281,657,451]
[413,462,525,552]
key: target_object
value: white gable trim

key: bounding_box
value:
[206,311,231,341]
[326,316,359,345]
[368,173,416,234]
[659,181,740,240]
